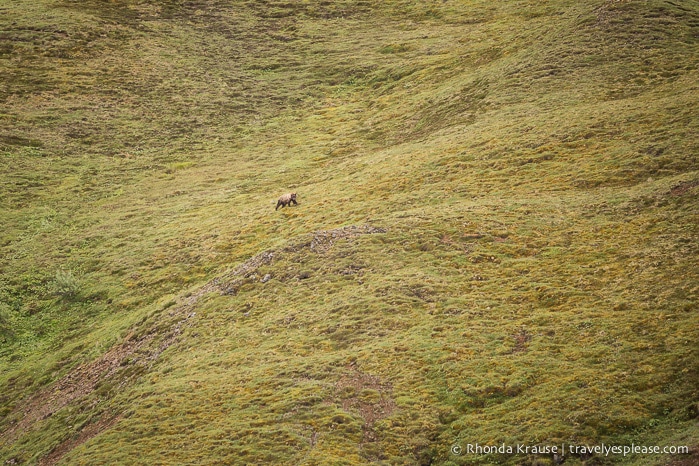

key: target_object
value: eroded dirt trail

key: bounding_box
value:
[1,225,385,463]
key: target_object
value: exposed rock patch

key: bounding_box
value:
[310,225,386,253]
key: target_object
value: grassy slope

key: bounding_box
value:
[1,0,698,464]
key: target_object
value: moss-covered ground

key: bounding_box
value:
[1,0,698,464]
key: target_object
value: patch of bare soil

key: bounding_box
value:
[335,366,397,443]
[670,180,699,197]
[37,414,122,466]
[1,303,197,448]
[1,335,150,446]
[512,328,532,353]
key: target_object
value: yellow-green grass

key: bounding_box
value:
[1,0,697,464]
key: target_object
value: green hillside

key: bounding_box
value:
[1,0,698,464]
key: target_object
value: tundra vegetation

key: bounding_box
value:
[0,0,697,465]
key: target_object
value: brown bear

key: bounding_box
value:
[275,192,298,210]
